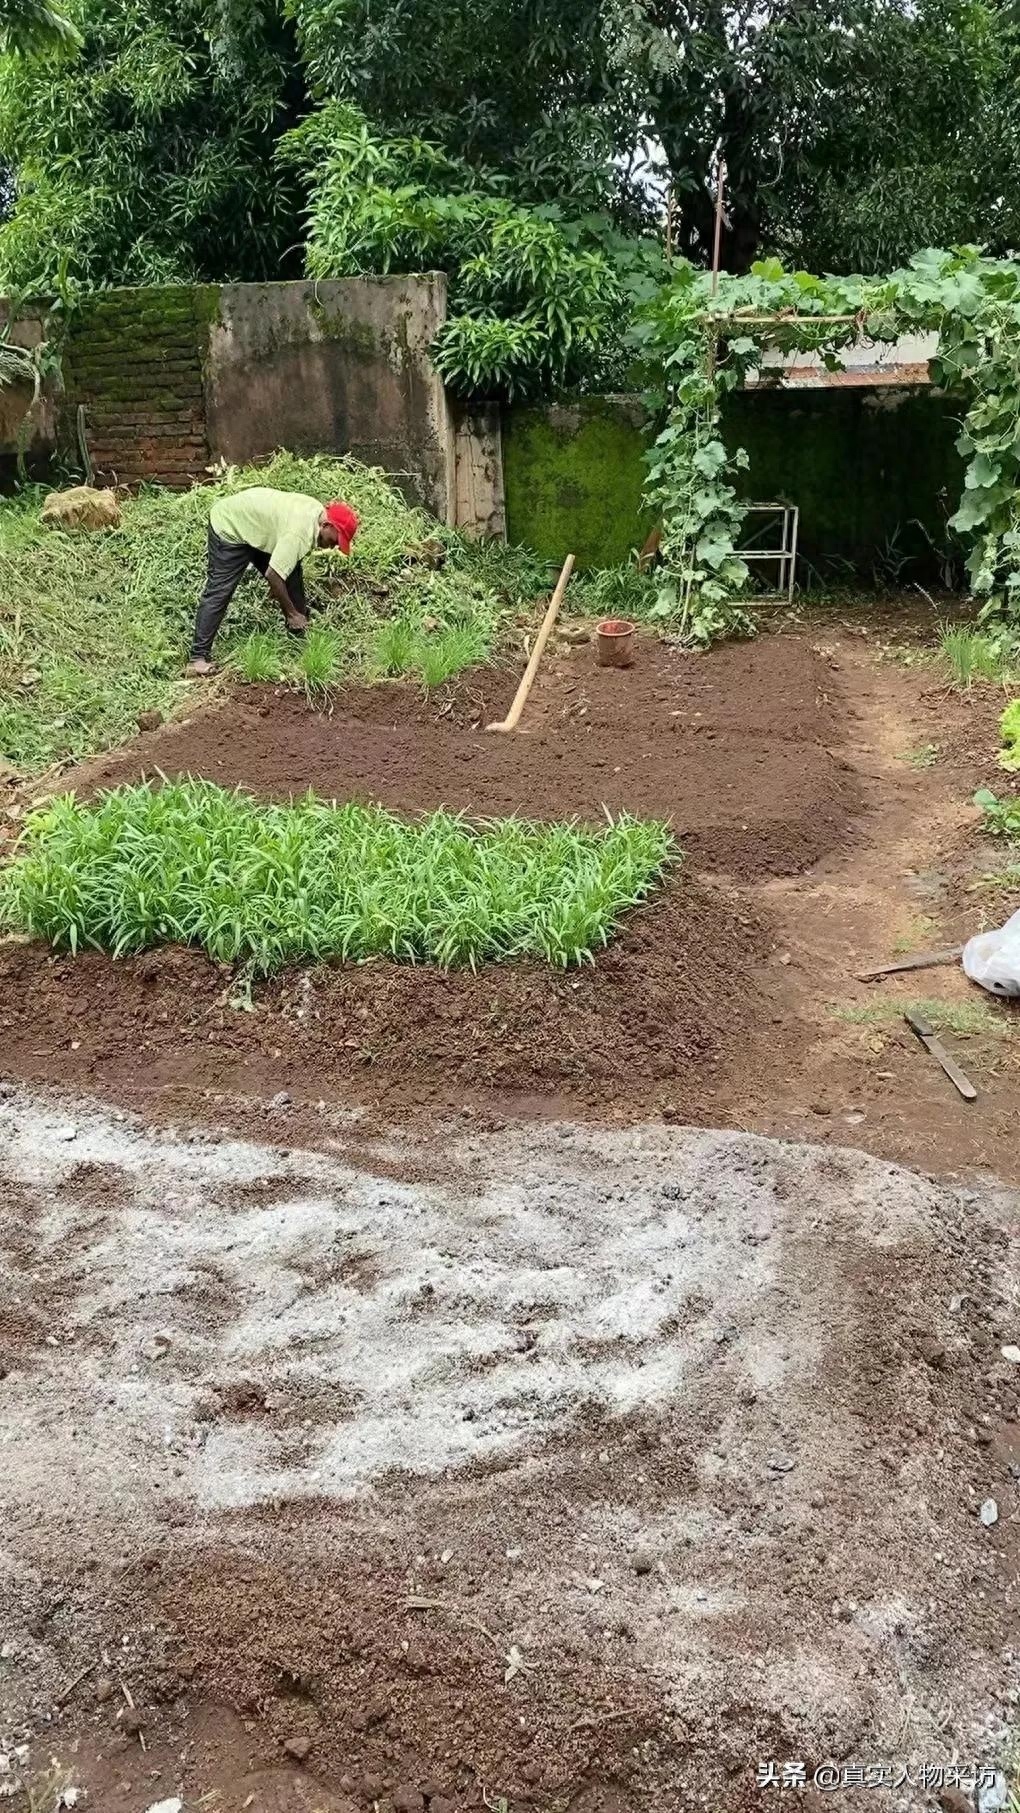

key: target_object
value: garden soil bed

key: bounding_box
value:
[73,631,860,881]
[0,633,854,1137]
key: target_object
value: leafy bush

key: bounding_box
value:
[278,104,658,398]
[940,625,1010,689]
[1,780,675,971]
[1000,699,1020,771]
[975,787,1020,839]
[0,0,306,294]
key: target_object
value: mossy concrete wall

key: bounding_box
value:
[206,278,454,518]
[1,277,456,514]
[504,391,964,575]
[503,398,654,569]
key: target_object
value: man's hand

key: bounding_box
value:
[266,566,308,634]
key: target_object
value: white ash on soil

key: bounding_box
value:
[0,1088,1018,1810]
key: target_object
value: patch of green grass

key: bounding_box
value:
[367,615,491,687]
[1,779,675,972]
[369,616,420,678]
[571,560,660,621]
[897,743,941,769]
[832,995,1011,1037]
[938,623,1013,689]
[299,623,344,699]
[891,913,939,953]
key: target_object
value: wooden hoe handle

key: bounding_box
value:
[486,554,575,734]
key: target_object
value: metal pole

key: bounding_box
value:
[711,158,727,296]
[786,507,800,606]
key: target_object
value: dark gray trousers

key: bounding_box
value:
[190,527,308,660]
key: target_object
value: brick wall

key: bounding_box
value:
[64,287,217,489]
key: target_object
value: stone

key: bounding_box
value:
[282,1734,312,1763]
[980,1498,999,1526]
[632,1546,656,1577]
[1001,1345,1020,1364]
[41,486,122,533]
[392,1789,425,1813]
[136,709,164,733]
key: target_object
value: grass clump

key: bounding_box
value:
[368,615,490,686]
[938,623,1013,689]
[897,743,941,769]
[231,631,284,684]
[833,995,1010,1037]
[1,779,674,972]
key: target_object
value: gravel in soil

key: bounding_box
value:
[0,1094,1017,1812]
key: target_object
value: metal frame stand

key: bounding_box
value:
[738,503,799,605]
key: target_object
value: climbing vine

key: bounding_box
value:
[635,246,1020,644]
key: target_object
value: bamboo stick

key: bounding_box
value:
[486,555,575,734]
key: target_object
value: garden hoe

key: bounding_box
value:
[487,554,575,733]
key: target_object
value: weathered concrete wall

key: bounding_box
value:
[504,391,964,576]
[0,277,456,517]
[454,402,506,540]
[204,277,454,519]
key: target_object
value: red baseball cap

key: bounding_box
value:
[324,501,359,554]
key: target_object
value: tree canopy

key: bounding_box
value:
[1,0,1019,383]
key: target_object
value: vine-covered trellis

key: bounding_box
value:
[636,246,1020,643]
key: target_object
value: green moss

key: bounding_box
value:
[504,388,965,576]
[308,301,378,358]
[503,398,653,570]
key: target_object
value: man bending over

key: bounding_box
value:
[186,487,359,675]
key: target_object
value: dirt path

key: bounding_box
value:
[732,631,1020,1182]
[1,1090,1017,1812]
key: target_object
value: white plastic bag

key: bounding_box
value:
[963,906,1020,996]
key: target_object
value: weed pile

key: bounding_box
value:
[0,452,548,772]
[1,779,673,971]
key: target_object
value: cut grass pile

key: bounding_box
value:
[0,452,548,773]
[1,780,674,972]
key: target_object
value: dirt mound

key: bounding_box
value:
[0,877,779,1129]
[77,632,859,881]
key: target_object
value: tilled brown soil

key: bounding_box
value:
[0,882,780,1134]
[0,633,850,1133]
[75,632,858,880]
